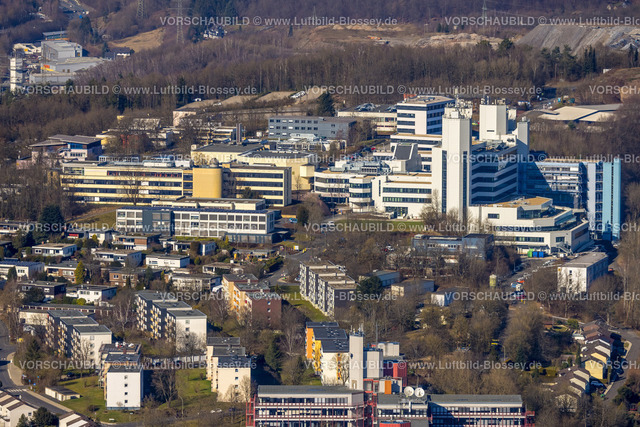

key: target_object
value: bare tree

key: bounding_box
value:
[280,305,303,356]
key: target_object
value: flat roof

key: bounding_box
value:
[194,143,263,153]
[67,285,116,291]
[45,261,79,269]
[258,385,360,395]
[168,308,206,318]
[491,196,552,208]
[207,336,241,346]
[107,365,142,373]
[239,150,315,159]
[146,254,190,260]
[118,206,270,214]
[429,394,523,405]
[45,386,80,395]
[73,325,111,334]
[270,116,356,123]
[398,95,453,105]
[562,252,608,268]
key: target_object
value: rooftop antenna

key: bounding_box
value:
[482,0,488,21]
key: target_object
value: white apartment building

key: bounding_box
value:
[299,262,357,317]
[32,243,77,258]
[557,252,609,294]
[105,365,143,410]
[168,308,208,351]
[72,325,113,367]
[145,254,190,269]
[212,355,252,402]
[135,291,207,351]
[46,310,112,368]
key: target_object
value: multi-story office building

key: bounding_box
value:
[524,158,622,239]
[46,310,112,367]
[135,291,206,351]
[116,205,277,244]
[376,394,534,426]
[247,385,367,427]
[337,103,398,136]
[248,386,534,427]
[394,95,452,136]
[61,154,294,207]
[298,261,357,317]
[221,164,292,206]
[61,158,193,205]
[412,234,494,260]
[30,135,103,164]
[268,116,356,140]
[41,40,81,62]
[469,197,591,254]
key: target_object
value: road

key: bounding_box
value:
[0,320,69,414]
[605,327,640,400]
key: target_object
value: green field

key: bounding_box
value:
[60,369,217,423]
[276,285,328,322]
[71,208,121,230]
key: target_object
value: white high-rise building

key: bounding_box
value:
[431,101,473,219]
[9,57,25,92]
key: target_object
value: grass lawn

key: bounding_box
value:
[60,369,217,423]
[60,375,138,424]
[73,208,120,230]
[276,285,327,322]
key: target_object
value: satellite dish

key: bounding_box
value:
[404,386,414,397]
[415,387,425,398]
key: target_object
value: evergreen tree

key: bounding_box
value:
[265,336,282,373]
[317,93,335,116]
[36,205,65,242]
[7,267,17,282]
[75,261,86,285]
[296,205,309,226]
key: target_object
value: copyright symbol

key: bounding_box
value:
[538,16,547,24]
[538,153,547,161]
[397,223,406,231]
[112,85,121,94]
[253,16,262,25]
[538,291,547,301]
[397,85,406,94]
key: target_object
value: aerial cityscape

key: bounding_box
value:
[1,0,640,426]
